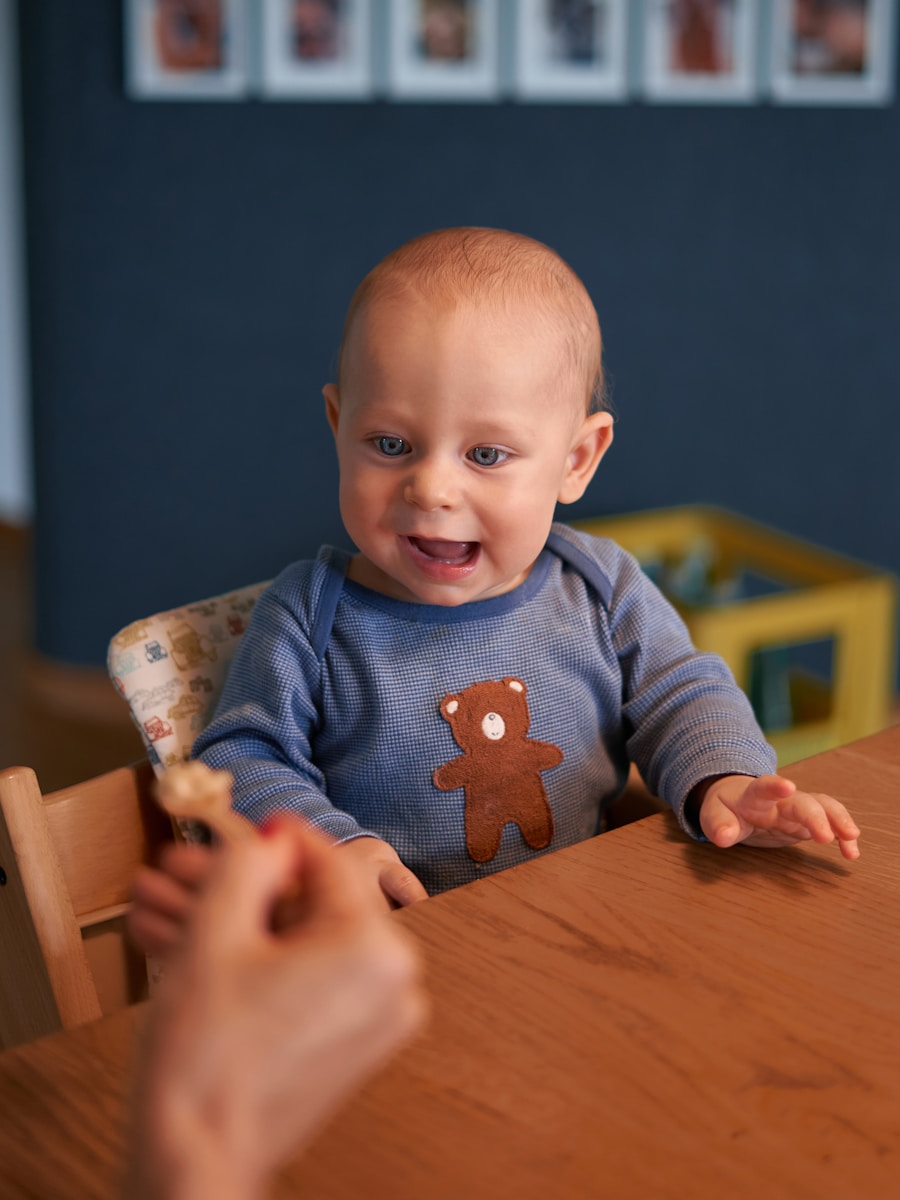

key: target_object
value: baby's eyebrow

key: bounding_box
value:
[470,421,542,443]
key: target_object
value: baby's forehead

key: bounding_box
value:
[354,287,574,346]
[343,295,588,423]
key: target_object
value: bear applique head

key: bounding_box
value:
[434,677,563,863]
[439,676,531,753]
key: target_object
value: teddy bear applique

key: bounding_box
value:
[433,677,563,863]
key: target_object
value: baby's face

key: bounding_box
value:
[325,296,611,606]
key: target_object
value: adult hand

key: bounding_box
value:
[130,816,427,1199]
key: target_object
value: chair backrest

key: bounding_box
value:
[107,579,270,775]
[0,760,172,1049]
[0,581,272,1049]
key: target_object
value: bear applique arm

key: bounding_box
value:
[433,756,470,792]
[530,741,564,772]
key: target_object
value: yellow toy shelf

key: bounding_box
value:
[573,506,898,765]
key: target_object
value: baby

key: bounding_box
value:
[182,227,858,914]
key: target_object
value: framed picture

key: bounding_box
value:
[124,0,250,99]
[261,0,374,99]
[642,0,759,103]
[387,0,501,101]
[513,0,628,102]
[769,0,895,105]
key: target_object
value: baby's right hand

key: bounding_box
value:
[337,836,429,913]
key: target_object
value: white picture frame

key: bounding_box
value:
[513,0,628,102]
[124,0,250,99]
[769,0,895,105]
[387,0,501,101]
[260,0,374,99]
[642,0,759,103]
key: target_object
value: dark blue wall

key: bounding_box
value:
[20,3,900,668]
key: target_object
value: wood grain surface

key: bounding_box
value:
[1,728,898,1199]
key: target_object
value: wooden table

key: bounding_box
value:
[1,728,898,1199]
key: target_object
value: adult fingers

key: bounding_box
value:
[126,905,184,960]
[130,862,199,923]
[188,825,307,954]
[292,827,394,928]
[155,842,214,890]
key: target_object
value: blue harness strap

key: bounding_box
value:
[546,530,614,608]
[310,548,351,660]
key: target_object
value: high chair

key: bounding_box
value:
[0,577,271,1050]
[107,579,271,773]
[0,760,171,1049]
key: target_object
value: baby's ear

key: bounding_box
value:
[323,384,341,436]
[558,412,613,505]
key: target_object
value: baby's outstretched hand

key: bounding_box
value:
[696,774,861,861]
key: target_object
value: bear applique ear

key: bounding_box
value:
[503,677,525,695]
[441,695,460,720]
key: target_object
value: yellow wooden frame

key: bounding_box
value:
[574,506,898,763]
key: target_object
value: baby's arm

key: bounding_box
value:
[688,773,861,860]
[607,549,829,852]
[190,580,429,913]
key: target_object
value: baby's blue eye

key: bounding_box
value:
[376,436,408,457]
[470,446,504,467]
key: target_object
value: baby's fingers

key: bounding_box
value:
[739,774,796,812]
[380,862,429,909]
[778,791,861,860]
[698,792,747,848]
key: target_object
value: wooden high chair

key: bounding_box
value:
[0,759,171,1050]
[0,577,271,1050]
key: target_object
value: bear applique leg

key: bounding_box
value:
[464,800,554,862]
[516,801,554,851]
[464,806,506,863]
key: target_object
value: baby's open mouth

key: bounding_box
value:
[407,537,478,565]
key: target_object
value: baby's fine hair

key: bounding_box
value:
[339,227,609,415]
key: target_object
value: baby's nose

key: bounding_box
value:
[402,458,459,511]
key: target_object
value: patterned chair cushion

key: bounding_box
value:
[107,580,271,776]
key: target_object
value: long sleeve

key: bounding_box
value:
[193,569,380,844]
[606,549,776,832]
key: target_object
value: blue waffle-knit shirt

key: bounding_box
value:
[193,523,775,894]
